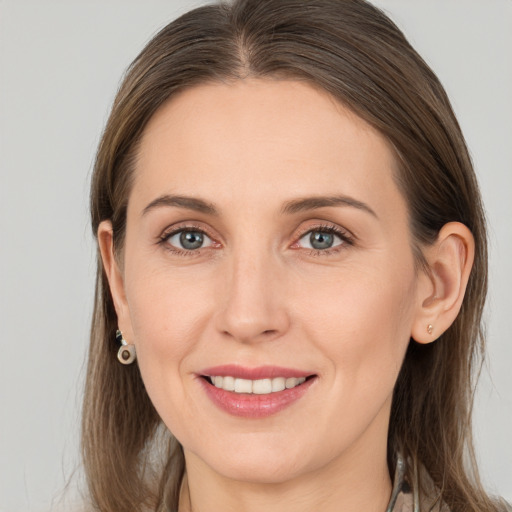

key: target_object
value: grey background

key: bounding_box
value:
[0,1,510,510]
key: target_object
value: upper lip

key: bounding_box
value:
[199,364,314,380]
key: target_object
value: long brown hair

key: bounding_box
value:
[84,1,501,510]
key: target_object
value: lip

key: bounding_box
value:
[199,364,312,380]
[197,365,317,418]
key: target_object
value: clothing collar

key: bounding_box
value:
[386,455,449,512]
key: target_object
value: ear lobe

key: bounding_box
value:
[97,221,131,336]
[411,222,475,344]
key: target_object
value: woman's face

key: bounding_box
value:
[112,79,424,483]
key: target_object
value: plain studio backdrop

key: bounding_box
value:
[0,1,511,510]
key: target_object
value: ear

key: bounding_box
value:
[411,222,475,344]
[97,220,133,340]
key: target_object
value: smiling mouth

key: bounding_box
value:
[199,368,317,417]
[203,375,314,395]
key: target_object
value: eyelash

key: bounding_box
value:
[157,222,354,258]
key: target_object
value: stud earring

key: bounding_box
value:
[427,324,434,335]
[116,329,136,365]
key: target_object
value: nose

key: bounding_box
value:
[214,247,291,344]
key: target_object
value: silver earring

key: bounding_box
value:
[116,329,136,365]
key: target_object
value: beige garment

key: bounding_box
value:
[387,456,512,512]
[386,455,450,512]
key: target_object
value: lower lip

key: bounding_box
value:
[199,377,316,418]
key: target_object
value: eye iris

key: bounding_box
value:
[180,231,204,250]
[310,231,334,250]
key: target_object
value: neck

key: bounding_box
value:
[178,424,392,512]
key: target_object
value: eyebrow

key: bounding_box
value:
[142,194,218,216]
[281,195,377,218]
[141,193,377,218]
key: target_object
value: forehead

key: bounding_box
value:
[131,78,405,221]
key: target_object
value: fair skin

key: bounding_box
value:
[99,79,474,512]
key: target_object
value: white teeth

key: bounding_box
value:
[286,377,306,388]
[252,378,272,394]
[223,375,235,391]
[234,378,253,393]
[285,377,298,389]
[271,377,286,392]
[210,375,307,394]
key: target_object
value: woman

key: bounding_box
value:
[82,0,510,511]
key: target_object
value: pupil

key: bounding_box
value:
[310,231,333,250]
[180,231,204,250]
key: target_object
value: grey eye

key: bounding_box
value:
[298,230,343,250]
[167,230,213,250]
[310,232,334,249]
[180,231,204,250]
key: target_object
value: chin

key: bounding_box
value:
[211,456,307,485]
[185,432,330,485]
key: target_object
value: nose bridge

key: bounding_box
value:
[215,238,289,343]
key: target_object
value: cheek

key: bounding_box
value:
[123,268,214,445]
[122,252,232,425]
[301,261,416,396]
[126,258,215,346]
[122,262,206,393]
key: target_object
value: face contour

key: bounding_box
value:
[107,79,424,484]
